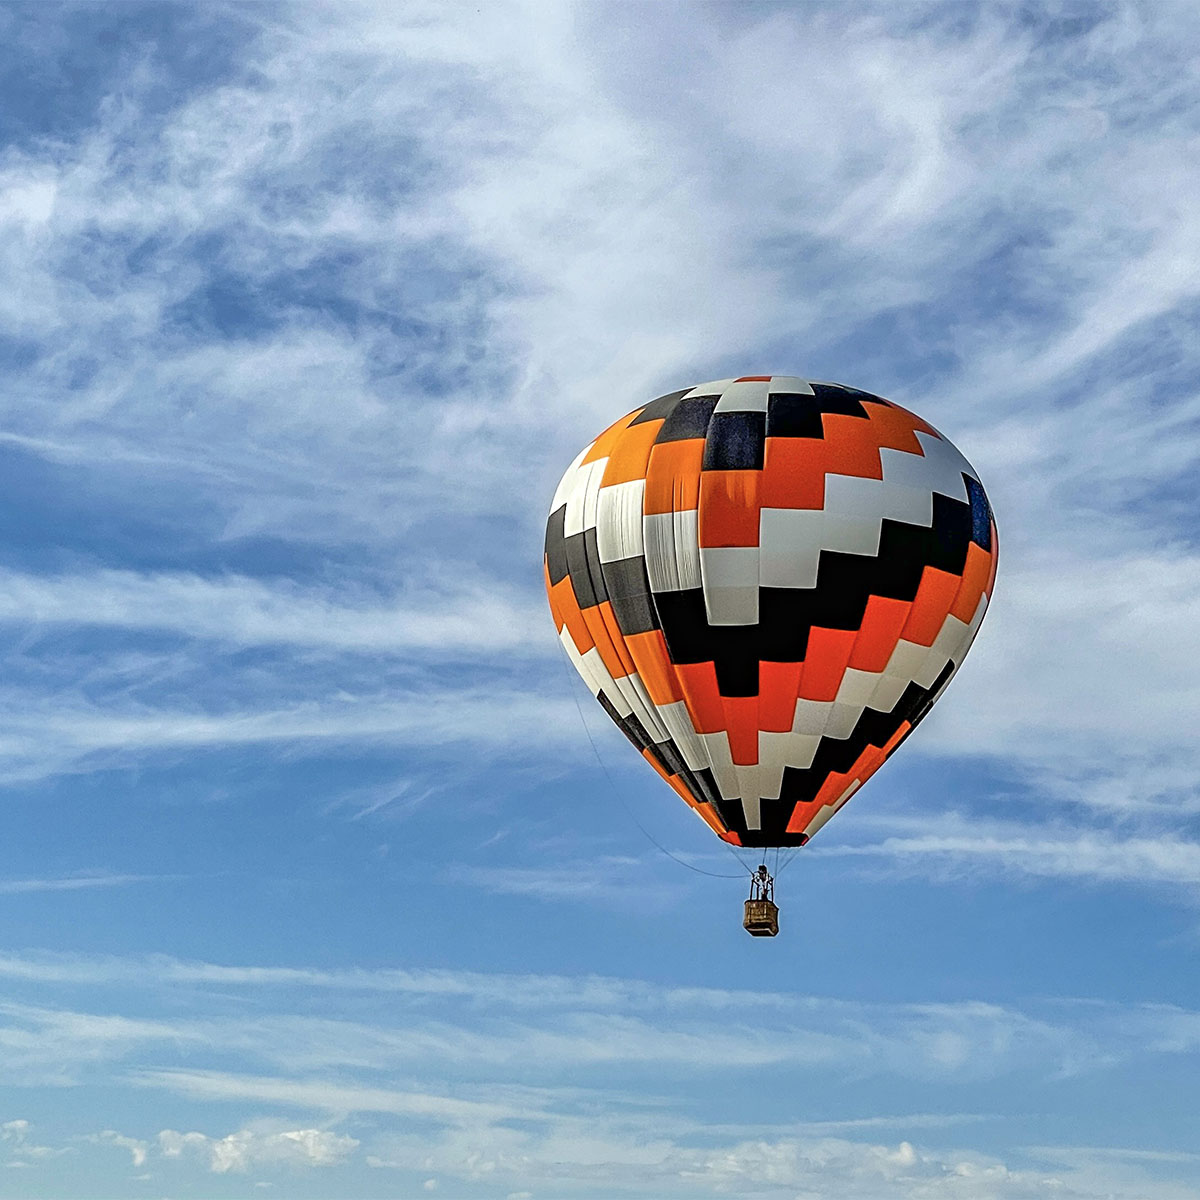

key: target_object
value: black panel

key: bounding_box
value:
[654,395,719,443]
[765,392,825,439]
[655,740,689,778]
[907,659,956,728]
[564,529,607,610]
[764,385,872,441]
[601,555,660,635]
[702,411,766,471]
[809,383,872,418]
[756,590,813,661]
[651,588,712,663]
[629,388,692,425]
[711,630,760,697]
[545,505,569,585]
[596,691,652,753]
[689,766,724,809]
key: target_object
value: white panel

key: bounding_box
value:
[837,666,883,707]
[740,793,762,831]
[683,378,734,398]
[877,431,972,501]
[759,508,822,588]
[824,702,863,740]
[735,762,763,799]
[643,510,701,593]
[563,458,607,537]
[757,733,789,801]
[700,546,760,625]
[759,730,821,800]
[656,700,709,772]
[865,671,909,715]
[823,470,933,534]
[792,698,833,736]
[713,379,770,412]
[915,612,971,688]
[883,638,930,682]
[627,672,671,745]
[700,731,740,800]
[550,444,590,513]
[580,455,605,533]
[595,479,646,563]
[767,377,815,395]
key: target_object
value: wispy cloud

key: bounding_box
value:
[0,568,549,655]
[819,823,1200,894]
[0,873,162,895]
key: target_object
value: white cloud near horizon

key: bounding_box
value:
[0,945,1195,1196]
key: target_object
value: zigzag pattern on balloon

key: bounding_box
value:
[545,377,998,848]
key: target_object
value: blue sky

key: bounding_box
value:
[0,1,1197,1196]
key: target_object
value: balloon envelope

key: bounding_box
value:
[545,376,997,848]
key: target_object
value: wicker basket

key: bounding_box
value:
[743,898,779,937]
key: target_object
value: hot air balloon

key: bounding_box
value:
[544,376,997,935]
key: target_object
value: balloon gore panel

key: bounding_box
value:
[545,376,998,848]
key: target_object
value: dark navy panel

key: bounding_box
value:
[765,393,826,439]
[702,412,766,471]
[654,395,719,443]
[965,475,994,551]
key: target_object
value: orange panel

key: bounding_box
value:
[821,413,886,480]
[582,409,642,465]
[880,720,912,757]
[624,630,683,707]
[721,829,744,846]
[860,401,935,454]
[986,525,1000,593]
[581,600,634,681]
[697,470,762,547]
[950,541,993,624]
[786,796,823,834]
[901,566,962,647]
[547,574,595,655]
[674,661,725,735]
[643,439,704,515]
[722,696,760,765]
[849,595,912,672]
[798,627,858,701]
[695,802,729,837]
[736,375,772,381]
[760,438,826,509]
[759,661,804,732]
[600,419,664,487]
